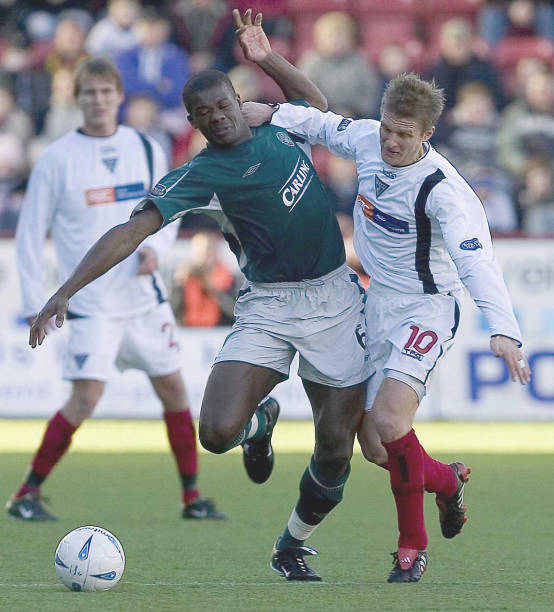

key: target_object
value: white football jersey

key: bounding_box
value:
[17,125,177,318]
[271,104,521,343]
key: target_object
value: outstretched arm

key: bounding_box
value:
[234,8,327,111]
[29,207,163,347]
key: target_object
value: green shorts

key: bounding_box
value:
[215,264,372,388]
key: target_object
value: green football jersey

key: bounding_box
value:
[136,123,345,283]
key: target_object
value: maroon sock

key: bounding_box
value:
[164,410,199,504]
[29,410,76,481]
[421,448,457,496]
[379,449,456,496]
[382,429,427,551]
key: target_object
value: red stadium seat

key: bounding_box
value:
[418,0,484,15]
[360,15,417,60]
[355,0,418,15]
[287,0,354,15]
[493,36,554,71]
[234,0,288,18]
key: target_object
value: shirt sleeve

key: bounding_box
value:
[270,102,362,160]
[132,159,214,229]
[429,179,522,344]
[15,153,59,318]
[140,136,179,259]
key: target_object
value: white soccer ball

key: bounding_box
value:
[54,525,125,592]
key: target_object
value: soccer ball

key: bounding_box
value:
[54,526,125,592]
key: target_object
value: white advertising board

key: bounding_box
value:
[0,238,552,420]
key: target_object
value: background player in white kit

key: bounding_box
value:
[243,47,532,581]
[7,57,226,522]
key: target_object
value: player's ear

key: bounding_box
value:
[187,113,196,128]
[422,126,435,143]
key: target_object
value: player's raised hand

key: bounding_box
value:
[490,335,531,385]
[29,291,69,348]
[242,101,275,127]
[233,8,271,63]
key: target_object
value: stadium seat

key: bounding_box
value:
[419,0,483,44]
[286,0,355,15]
[492,36,554,71]
[355,0,418,15]
[360,15,417,61]
[234,0,289,18]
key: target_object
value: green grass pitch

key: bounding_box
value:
[1,420,553,611]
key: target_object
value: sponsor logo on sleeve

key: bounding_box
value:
[460,237,483,251]
[150,183,167,197]
[337,118,352,131]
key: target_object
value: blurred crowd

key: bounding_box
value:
[0,0,552,253]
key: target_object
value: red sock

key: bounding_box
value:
[382,429,427,551]
[164,410,199,504]
[30,410,76,480]
[421,448,457,496]
[379,450,456,496]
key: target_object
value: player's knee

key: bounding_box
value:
[314,437,352,479]
[360,442,388,466]
[198,422,235,454]
[64,395,99,425]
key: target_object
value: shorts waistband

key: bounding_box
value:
[251,263,349,289]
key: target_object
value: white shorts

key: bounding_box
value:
[63,302,182,381]
[214,264,372,388]
[365,281,461,410]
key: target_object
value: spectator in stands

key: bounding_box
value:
[478,0,554,46]
[298,11,379,118]
[497,70,554,182]
[0,132,27,231]
[33,68,82,149]
[518,157,554,233]
[172,232,239,327]
[375,42,411,111]
[0,76,33,145]
[45,18,88,79]
[437,81,518,232]
[169,0,230,74]
[116,7,190,111]
[427,17,506,114]
[227,63,263,102]
[322,154,359,217]
[86,0,140,58]
[124,93,172,161]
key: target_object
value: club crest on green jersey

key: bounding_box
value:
[276,131,295,147]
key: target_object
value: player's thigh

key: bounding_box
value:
[63,316,123,381]
[149,370,189,412]
[116,302,181,377]
[200,361,284,440]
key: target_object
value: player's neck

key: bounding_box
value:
[80,122,119,138]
